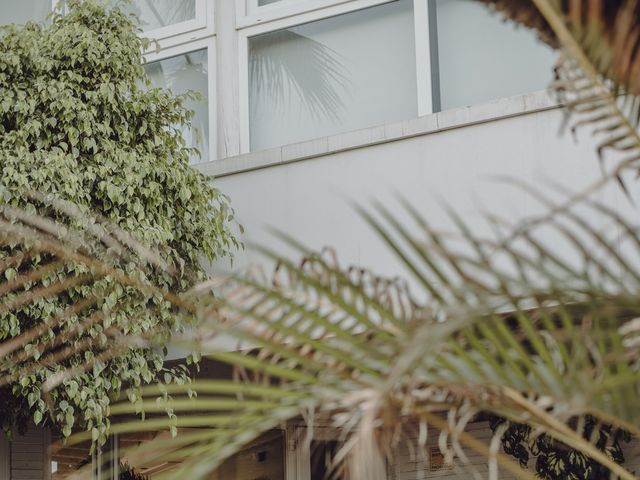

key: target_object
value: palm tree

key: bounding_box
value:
[4,1,640,479]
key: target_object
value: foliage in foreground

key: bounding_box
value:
[17,190,640,480]
[0,0,237,441]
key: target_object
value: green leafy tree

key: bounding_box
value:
[0,0,237,441]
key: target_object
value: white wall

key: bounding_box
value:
[211,104,631,282]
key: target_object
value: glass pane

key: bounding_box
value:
[145,50,210,164]
[1,0,51,25]
[125,0,196,32]
[436,0,556,111]
[249,0,417,151]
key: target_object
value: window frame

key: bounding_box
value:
[238,0,387,27]
[54,0,214,51]
[137,0,214,51]
[236,0,433,154]
[143,38,218,164]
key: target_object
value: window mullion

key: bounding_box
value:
[217,0,244,158]
[414,0,435,116]
[427,0,441,113]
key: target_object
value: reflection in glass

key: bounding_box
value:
[435,0,556,111]
[145,50,209,164]
[1,0,51,25]
[258,0,282,6]
[124,0,196,32]
[249,0,417,151]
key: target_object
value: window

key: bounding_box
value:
[134,0,215,161]
[248,0,418,151]
[432,0,556,111]
[311,441,346,480]
[244,0,361,17]
[2,0,559,163]
[1,0,52,25]
[145,49,211,164]
[123,0,196,32]
[117,0,211,49]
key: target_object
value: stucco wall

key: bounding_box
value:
[209,100,633,283]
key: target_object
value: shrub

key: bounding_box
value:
[0,0,237,441]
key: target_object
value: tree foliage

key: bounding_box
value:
[0,0,237,441]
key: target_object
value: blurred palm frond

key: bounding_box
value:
[0,194,195,395]
[64,196,640,480]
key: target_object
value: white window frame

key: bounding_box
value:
[236,0,433,154]
[138,0,215,51]
[238,0,387,27]
[144,38,218,164]
[53,0,214,51]
[134,0,209,41]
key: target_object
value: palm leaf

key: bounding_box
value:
[3,192,640,479]
[58,194,640,480]
[0,190,640,478]
[249,29,349,122]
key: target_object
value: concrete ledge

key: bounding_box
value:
[197,90,560,178]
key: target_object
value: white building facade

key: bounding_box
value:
[2,0,640,478]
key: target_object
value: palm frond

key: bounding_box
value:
[478,0,640,95]
[66,193,640,480]
[2,190,639,479]
[0,194,196,409]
